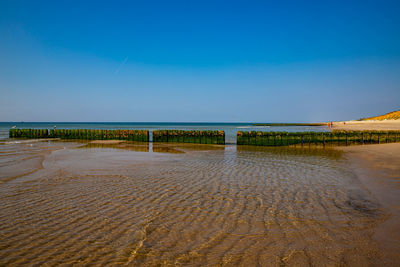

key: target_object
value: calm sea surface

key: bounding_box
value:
[0,122,330,143]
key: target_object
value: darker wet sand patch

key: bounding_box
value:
[78,141,226,154]
[89,140,127,144]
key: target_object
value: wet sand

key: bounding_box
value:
[0,139,398,266]
[333,120,400,130]
[339,143,400,266]
[89,140,127,144]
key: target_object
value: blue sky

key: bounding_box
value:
[1,0,399,122]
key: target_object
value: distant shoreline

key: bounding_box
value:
[333,120,400,131]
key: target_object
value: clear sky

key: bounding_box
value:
[1,0,399,122]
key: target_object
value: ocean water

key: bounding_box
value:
[0,122,330,143]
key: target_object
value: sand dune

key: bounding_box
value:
[362,110,400,121]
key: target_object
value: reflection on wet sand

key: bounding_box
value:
[77,141,226,154]
[79,141,150,153]
[152,143,225,154]
[0,139,393,266]
[236,144,344,158]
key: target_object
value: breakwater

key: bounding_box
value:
[9,128,400,146]
[50,129,149,141]
[9,129,49,138]
[153,130,225,144]
[9,129,149,142]
[237,130,400,146]
[8,129,224,144]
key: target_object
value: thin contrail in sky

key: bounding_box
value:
[114,57,129,74]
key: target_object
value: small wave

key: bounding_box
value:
[3,139,44,145]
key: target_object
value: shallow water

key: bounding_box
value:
[0,139,387,266]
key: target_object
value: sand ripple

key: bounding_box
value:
[0,141,386,266]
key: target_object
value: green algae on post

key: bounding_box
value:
[49,129,149,141]
[9,128,149,142]
[9,129,49,138]
[237,130,400,146]
[153,130,225,144]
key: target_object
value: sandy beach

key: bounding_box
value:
[332,120,400,130]
[0,139,399,266]
[89,140,127,144]
[339,143,400,266]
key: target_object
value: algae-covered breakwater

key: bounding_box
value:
[8,129,224,144]
[237,130,400,146]
[9,129,49,138]
[9,128,400,146]
[9,129,149,142]
[50,129,149,141]
[153,130,225,144]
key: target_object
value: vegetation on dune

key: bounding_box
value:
[360,109,400,121]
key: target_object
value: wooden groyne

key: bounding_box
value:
[8,129,224,144]
[9,129,149,142]
[9,129,49,138]
[50,129,149,141]
[153,130,225,144]
[9,129,400,147]
[237,130,400,146]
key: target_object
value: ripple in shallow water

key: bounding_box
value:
[0,141,386,266]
